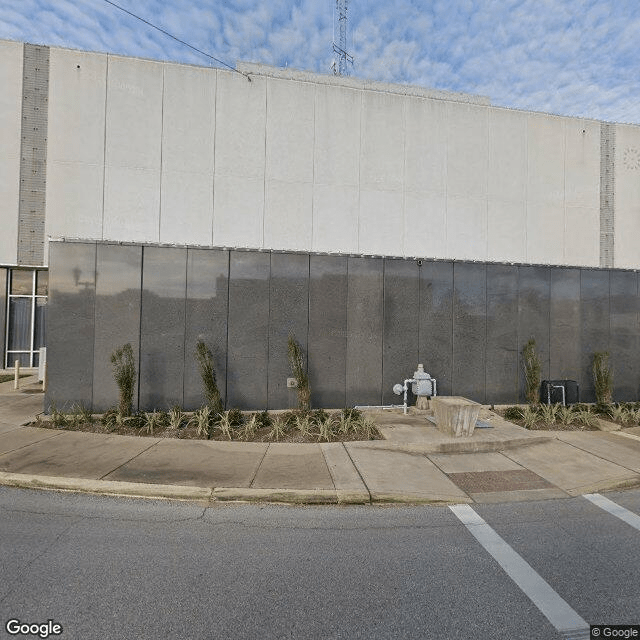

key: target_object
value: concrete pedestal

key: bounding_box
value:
[415,396,430,411]
[432,396,481,437]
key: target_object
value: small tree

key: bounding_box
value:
[287,334,311,411]
[195,340,223,416]
[593,351,613,405]
[522,338,541,405]
[111,343,136,416]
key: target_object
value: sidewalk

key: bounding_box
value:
[1,375,640,505]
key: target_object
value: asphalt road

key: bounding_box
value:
[0,487,639,640]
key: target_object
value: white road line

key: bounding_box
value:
[583,493,640,531]
[449,504,589,636]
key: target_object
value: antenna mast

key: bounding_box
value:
[332,0,353,75]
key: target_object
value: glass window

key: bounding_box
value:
[5,268,48,368]
[8,298,32,350]
[36,270,48,296]
[10,270,33,295]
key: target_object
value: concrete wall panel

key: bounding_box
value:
[45,242,96,410]
[312,184,359,253]
[103,166,160,243]
[308,255,347,409]
[264,180,312,251]
[359,189,403,256]
[527,114,565,204]
[92,244,142,412]
[453,262,487,401]
[105,56,163,170]
[346,257,384,406]
[446,196,487,261]
[486,264,519,403]
[488,109,527,203]
[215,71,266,179]
[487,200,526,263]
[268,253,309,409]
[518,266,551,401]
[162,63,216,175]
[382,259,419,405]
[266,78,314,184]
[45,162,104,240]
[580,269,610,401]
[526,201,564,265]
[184,248,229,410]
[403,191,446,259]
[0,40,23,264]
[447,103,488,199]
[48,48,106,165]
[549,268,581,381]
[404,97,447,193]
[226,251,270,409]
[314,85,360,186]
[609,270,638,402]
[565,120,600,208]
[139,247,187,410]
[564,206,599,267]
[360,92,404,190]
[213,175,263,248]
[160,171,213,245]
[419,261,454,396]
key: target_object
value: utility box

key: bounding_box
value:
[540,379,579,405]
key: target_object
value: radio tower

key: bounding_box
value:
[332,0,353,75]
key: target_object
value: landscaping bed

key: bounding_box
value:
[498,402,640,431]
[33,406,382,443]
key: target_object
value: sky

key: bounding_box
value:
[1,0,640,124]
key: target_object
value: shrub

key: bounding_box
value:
[557,405,575,426]
[520,405,539,429]
[342,407,363,422]
[168,405,185,429]
[287,334,311,411]
[227,408,244,427]
[268,417,288,441]
[190,406,213,439]
[142,410,167,435]
[50,402,68,428]
[240,414,258,441]
[502,406,524,421]
[255,410,272,429]
[593,352,613,405]
[522,338,541,405]
[195,340,223,416]
[111,343,136,417]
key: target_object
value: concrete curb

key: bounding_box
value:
[0,471,213,501]
[212,488,339,504]
[369,491,474,505]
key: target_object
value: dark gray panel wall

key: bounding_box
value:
[550,269,581,381]
[45,242,96,410]
[346,257,384,406]
[419,262,454,396]
[486,265,518,404]
[227,252,270,409]
[518,267,550,401]
[308,255,347,409]
[46,242,640,411]
[92,244,142,412]
[268,253,309,409]
[0,268,6,368]
[183,249,229,411]
[580,269,610,402]
[453,262,487,401]
[609,271,638,401]
[139,247,187,410]
[382,259,419,405]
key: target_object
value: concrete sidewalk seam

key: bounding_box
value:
[98,437,163,480]
[248,442,271,488]
[557,437,640,476]
[340,441,373,501]
[0,429,66,457]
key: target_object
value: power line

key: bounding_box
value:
[101,0,250,79]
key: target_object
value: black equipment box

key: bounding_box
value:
[540,380,579,405]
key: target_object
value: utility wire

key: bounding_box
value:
[101,0,250,79]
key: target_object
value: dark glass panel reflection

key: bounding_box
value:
[8,298,32,350]
[36,270,49,296]
[34,298,47,350]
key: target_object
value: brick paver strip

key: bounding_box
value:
[448,469,555,493]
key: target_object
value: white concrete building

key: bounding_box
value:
[1,39,639,408]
